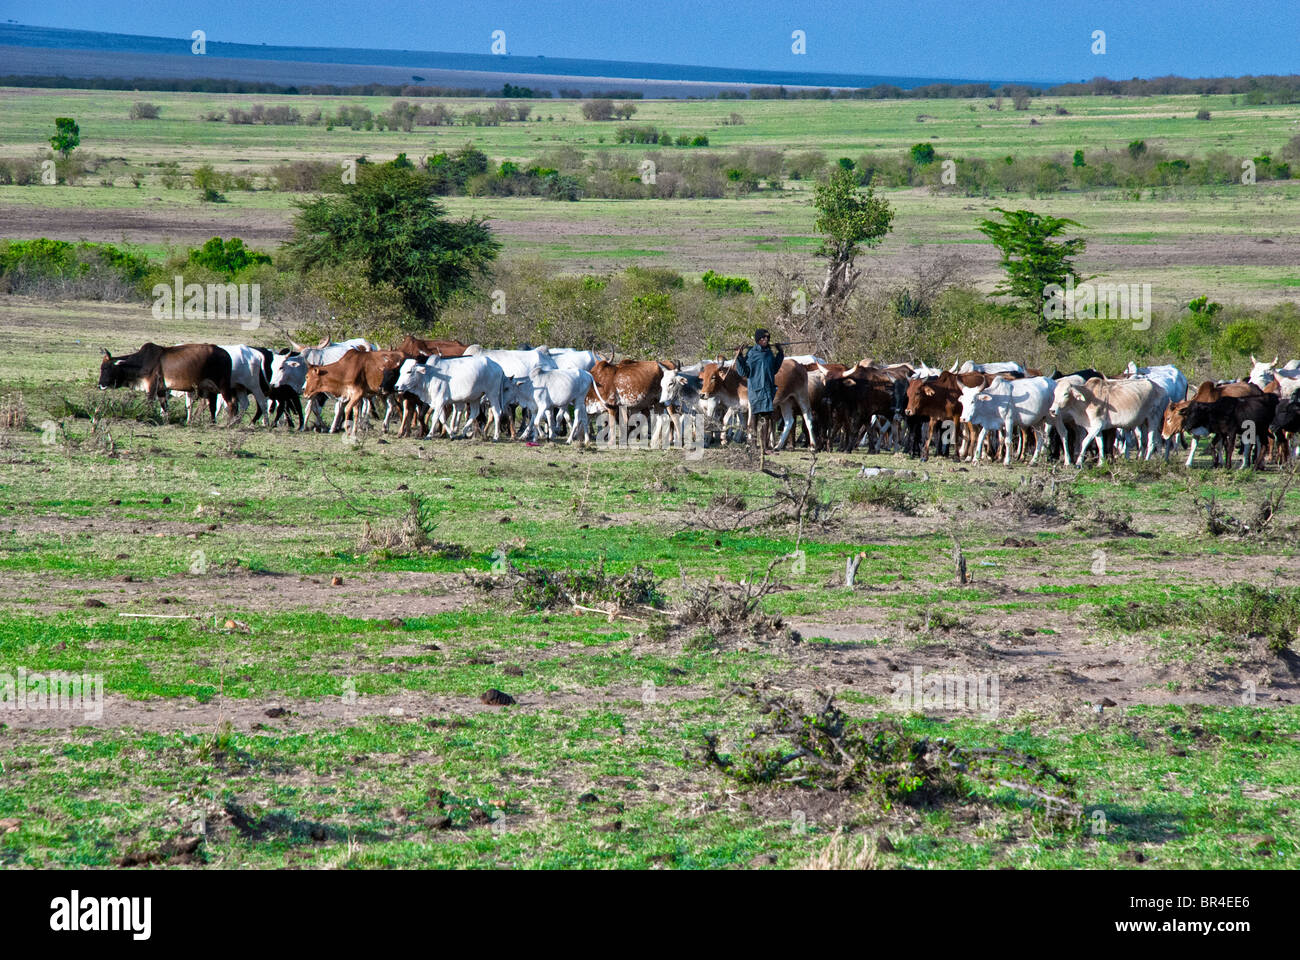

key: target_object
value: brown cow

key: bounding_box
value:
[302,349,405,438]
[696,361,749,443]
[903,370,991,460]
[98,343,236,423]
[397,335,468,360]
[585,359,674,445]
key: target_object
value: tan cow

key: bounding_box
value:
[1049,377,1168,465]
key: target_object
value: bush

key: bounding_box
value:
[186,237,271,278]
[1196,108,1211,120]
[700,270,753,295]
[909,142,936,165]
[580,99,615,121]
[129,101,160,120]
[270,159,344,192]
[0,156,41,185]
[0,238,151,300]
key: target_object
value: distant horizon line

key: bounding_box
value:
[0,20,1066,88]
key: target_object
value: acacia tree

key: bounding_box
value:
[286,162,500,323]
[812,167,895,309]
[976,207,1087,324]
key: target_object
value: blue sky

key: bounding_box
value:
[2,0,1296,82]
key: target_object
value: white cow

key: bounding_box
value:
[958,375,1055,465]
[505,366,598,444]
[462,345,557,379]
[1049,377,1168,465]
[1247,355,1300,388]
[957,360,1026,376]
[394,356,505,439]
[1273,371,1300,399]
[214,344,270,425]
[548,348,599,373]
[654,370,705,448]
[1125,362,1188,460]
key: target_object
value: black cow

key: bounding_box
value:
[1183,393,1279,469]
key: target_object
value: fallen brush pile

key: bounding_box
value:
[465,556,664,614]
[677,572,801,645]
[702,686,1082,820]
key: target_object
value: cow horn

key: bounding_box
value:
[1251,354,1258,365]
[317,336,330,348]
[949,359,959,373]
[101,347,110,359]
[1273,355,1279,367]
[288,337,304,352]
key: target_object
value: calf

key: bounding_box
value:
[507,366,599,444]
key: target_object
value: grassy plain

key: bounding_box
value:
[1,89,1299,302]
[0,297,1298,868]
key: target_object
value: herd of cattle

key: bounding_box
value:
[95,337,1300,468]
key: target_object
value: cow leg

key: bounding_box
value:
[328,397,346,434]
[1075,428,1100,466]
[1089,429,1107,466]
[799,400,816,454]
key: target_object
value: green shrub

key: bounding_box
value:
[186,237,271,279]
[700,270,753,295]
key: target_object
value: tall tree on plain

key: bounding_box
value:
[50,117,79,158]
[976,207,1088,326]
[811,166,895,310]
[286,161,500,324]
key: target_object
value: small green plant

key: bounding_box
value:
[849,477,918,513]
[186,236,271,278]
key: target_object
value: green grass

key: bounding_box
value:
[3,89,1300,301]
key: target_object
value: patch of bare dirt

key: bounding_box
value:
[0,207,289,247]
[0,569,474,619]
[0,683,713,734]
[787,600,1299,713]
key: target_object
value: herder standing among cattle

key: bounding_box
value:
[734,328,784,459]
